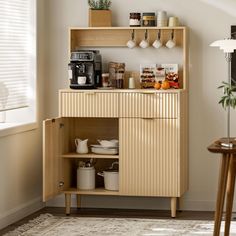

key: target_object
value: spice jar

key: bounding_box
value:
[129,13,141,27]
[142,12,156,26]
[108,62,125,89]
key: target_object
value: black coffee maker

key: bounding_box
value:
[68,50,102,89]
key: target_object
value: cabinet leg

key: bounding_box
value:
[65,193,71,215]
[76,194,81,209]
[171,197,177,218]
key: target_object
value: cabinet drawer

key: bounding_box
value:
[120,92,179,118]
[59,92,119,117]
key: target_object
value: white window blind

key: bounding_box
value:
[0,0,34,112]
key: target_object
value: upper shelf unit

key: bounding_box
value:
[69,26,187,49]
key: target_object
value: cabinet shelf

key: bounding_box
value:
[61,152,119,159]
[63,187,119,196]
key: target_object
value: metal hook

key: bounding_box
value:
[145,29,148,40]
[171,30,174,40]
[131,29,135,40]
[157,29,161,40]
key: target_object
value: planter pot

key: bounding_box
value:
[89,9,112,27]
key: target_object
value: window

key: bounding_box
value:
[0,0,36,134]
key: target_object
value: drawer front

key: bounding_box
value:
[59,92,119,117]
[120,92,179,118]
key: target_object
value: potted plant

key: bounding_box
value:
[218,81,236,146]
[88,0,112,27]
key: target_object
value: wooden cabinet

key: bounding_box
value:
[43,26,188,217]
[43,90,188,217]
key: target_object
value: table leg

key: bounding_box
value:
[224,154,236,236]
[214,154,230,236]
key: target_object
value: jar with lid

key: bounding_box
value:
[129,13,141,27]
[142,12,156,26]
[108,62,125,89]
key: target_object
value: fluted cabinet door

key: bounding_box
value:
[119,118,180,197]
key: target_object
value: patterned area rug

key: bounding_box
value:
[3,213,236,236]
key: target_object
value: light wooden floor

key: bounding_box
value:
[0,207,215,235]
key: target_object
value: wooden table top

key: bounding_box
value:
[208,138,236,154]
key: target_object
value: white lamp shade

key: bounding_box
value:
[210,39,236,53]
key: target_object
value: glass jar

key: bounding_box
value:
[142,12,156,26]
[102,73,109,87]
[129,13,141,27]
[108,62,125,88]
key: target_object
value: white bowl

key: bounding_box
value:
[98,139,118,148]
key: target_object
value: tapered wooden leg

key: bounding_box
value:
[213,154,230,236]
[76,194,81,209]
[225,155,236,236]
[171,197,177,218]
[65,193,71,215]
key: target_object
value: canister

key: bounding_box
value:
[142,12,156,26]
[77,166,95,190]
[129,13,141,27]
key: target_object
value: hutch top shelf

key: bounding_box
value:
[69,26,187,48]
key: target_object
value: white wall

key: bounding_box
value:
[0,0,46,229]
[45,0,236,211]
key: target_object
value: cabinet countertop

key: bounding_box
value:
[59,89,186,93]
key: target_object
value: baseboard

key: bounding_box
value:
[0,197,45,230]
[46,194,236,212]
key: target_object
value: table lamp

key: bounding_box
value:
[210,38,236,147]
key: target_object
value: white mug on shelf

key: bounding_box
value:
[127,39,136,49]
[139,29,149,48]
[166,30,175,49]
[139,39,149,48]
[166,39,176,49]
[127,29,136,49]
[152,39,162,49]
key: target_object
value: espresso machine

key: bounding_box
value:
[68,50,102,89]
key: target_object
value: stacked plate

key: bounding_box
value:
[91,139,119,155]
[157,11,168,27]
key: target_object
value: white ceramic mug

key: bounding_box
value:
[126,39,136,49]
[166,39,176,49]
[139,39,149,48]
[152,39,162,49]
[77,76,86,85]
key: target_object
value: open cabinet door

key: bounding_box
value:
[43,118,64,202]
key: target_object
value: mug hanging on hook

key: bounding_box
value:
[152,30,162,49]
[139,29,149,48]
[126,29,136,49]
[166,30,176,49]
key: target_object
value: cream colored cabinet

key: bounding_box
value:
[43,90,188,218]
[43,26,188,217]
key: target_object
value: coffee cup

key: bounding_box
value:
[166,39,176,49]
[139,39,149,49]
[77,76,87,85]
[152,39,162,49]
[127,39,136,49]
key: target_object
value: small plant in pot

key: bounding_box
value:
[88,0,112,27]
[218,81,236,146]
